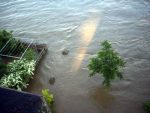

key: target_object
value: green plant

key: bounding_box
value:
[7,59,35,80]
[0,73,26,91]
[42,89,54,107]
[0,59,36,90]
[88,40,125,87]
[0,29,26,55]
[8,39,26,55]
[144,101,150,113]
[23,49,37,61]
[0,29,13,49]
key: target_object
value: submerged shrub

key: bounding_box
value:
[88,40,126,87]
[42,89,54,106]
[144,101,150,113]
[41,89,56,113]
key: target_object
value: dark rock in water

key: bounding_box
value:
[49,77,55,85]
[62,49,69,55]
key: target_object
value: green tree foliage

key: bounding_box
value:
[0,29,13,49]
[88,40,125,87]
[144,101,150,113]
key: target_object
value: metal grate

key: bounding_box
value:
[0,38,46,62]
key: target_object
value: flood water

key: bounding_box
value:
[0,0,150,113]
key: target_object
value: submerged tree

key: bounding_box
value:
[88,40,125,87]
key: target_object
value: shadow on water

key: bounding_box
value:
[91,87,115,109]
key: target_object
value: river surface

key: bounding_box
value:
[0,0,150,113]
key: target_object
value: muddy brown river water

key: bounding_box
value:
[0,0,150,113]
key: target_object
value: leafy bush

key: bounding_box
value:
[0,59,36,90]
[0,29,13,49]
[88,40,125,87]
[42,89,54,106]
[23,49,37,61]
[41,89,56,113]
[0,73,26,91]
[8,39,26,55]
[0,29,26,55]
[144,101,150,113]
[0,29,37,90]
[7,59,36,81]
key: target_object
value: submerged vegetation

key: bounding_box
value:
[42,89,54,106]
[88,40,125,87]
[42,89,55,113]
[144,101,150,113]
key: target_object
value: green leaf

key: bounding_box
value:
[41,89,54,106]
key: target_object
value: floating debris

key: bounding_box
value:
[62,49,69,55]
[49,77,55,85]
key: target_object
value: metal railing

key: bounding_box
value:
[0,38,47,62]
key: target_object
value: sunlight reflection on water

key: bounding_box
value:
[72,11,101,71]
